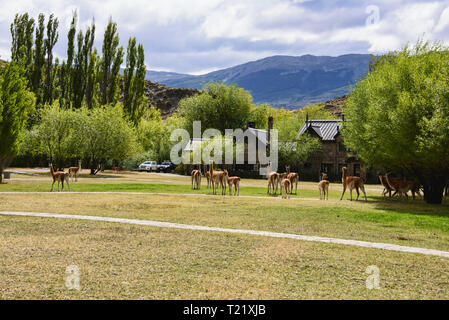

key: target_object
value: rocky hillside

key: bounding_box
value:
[323,95,347,118]
[143,80,201,118]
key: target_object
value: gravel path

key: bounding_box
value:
[1,211,448,258]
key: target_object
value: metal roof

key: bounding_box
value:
[298,120,343,141]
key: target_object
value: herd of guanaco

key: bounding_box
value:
[49,160,446,200]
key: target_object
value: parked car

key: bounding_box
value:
[158,161,176,173]
[138,161,158,172]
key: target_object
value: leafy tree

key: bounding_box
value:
[78,104,139,174]
[43,14,59,105]
[24,105,81,169]
[0,63,35,182]
[32,13,45,104]
[85,48,100,109]
[124,37,147,125]
[178,82,252,135]
[343,41,449,204]
[100,18,123,105]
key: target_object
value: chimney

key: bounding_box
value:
[267,116,273,144]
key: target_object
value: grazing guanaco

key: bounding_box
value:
[318,173,329,200]
[68,160,82,182]
[209,161,226,195]
[191,164,201,190]
[50,163,71,192]
[378,174,395,199]
[340,167,367,201]
[267,162,279,195]
[385,173,421,200]
[285,166,299,194]
[223,170,240,196]
[281,177,291,199]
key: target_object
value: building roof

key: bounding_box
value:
[298,120,343,142]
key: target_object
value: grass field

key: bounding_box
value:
[0,169,448,299]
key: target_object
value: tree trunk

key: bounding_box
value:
[0,166,3,183]
[422,178,445,204]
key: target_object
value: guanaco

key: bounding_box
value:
[340,167,367,201]
[68,160,82,182]
[223,170,240,196]
[191,164,201,190]
[50,163,71,192]
[385,173,421,200]
[209,161,226,195]
[378,174,395,199]
[285,166,299,194]
[281,178,291,199]
[204,165,211,189]
[267,162,279,195]
[318,173,329,200]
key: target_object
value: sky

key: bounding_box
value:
[1,0,449,75]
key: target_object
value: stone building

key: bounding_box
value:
[297,116,364,182]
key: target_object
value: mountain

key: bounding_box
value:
[145,54,373,108]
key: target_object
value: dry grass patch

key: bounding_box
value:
[0,216,447,299]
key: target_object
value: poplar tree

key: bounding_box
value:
[100,18,123,105]
[32,13,45,104]
[43,14,59,105]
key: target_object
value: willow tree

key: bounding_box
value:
[0,63,35,182]
[343,41,449,204]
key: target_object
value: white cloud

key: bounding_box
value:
[1,0,449,73]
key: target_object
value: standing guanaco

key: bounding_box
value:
[285,166,299,194]
[267,162,279,195]
[318,173,329,200]
[204,165,211,189]
[340,167,367,201]
[191,164,201,190]
[68,160,82,182]
[50,163,71,192]
[223,170,240,196]
[209,161,226,195]
[281,177,291,199]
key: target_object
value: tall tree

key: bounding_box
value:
[85,48,100,108]
[123,37,136,111]
[43,14,59,105]
[100,18,123,105]
[32,13,45,104]
[10,13,35,84]
[343,41,449,204]
[0,63,35,183]
[72,30,85,108]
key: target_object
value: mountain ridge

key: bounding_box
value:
[145,54,373,108]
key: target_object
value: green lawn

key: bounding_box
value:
[0,171,448,299]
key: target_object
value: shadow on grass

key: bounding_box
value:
[370,195,449,218]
